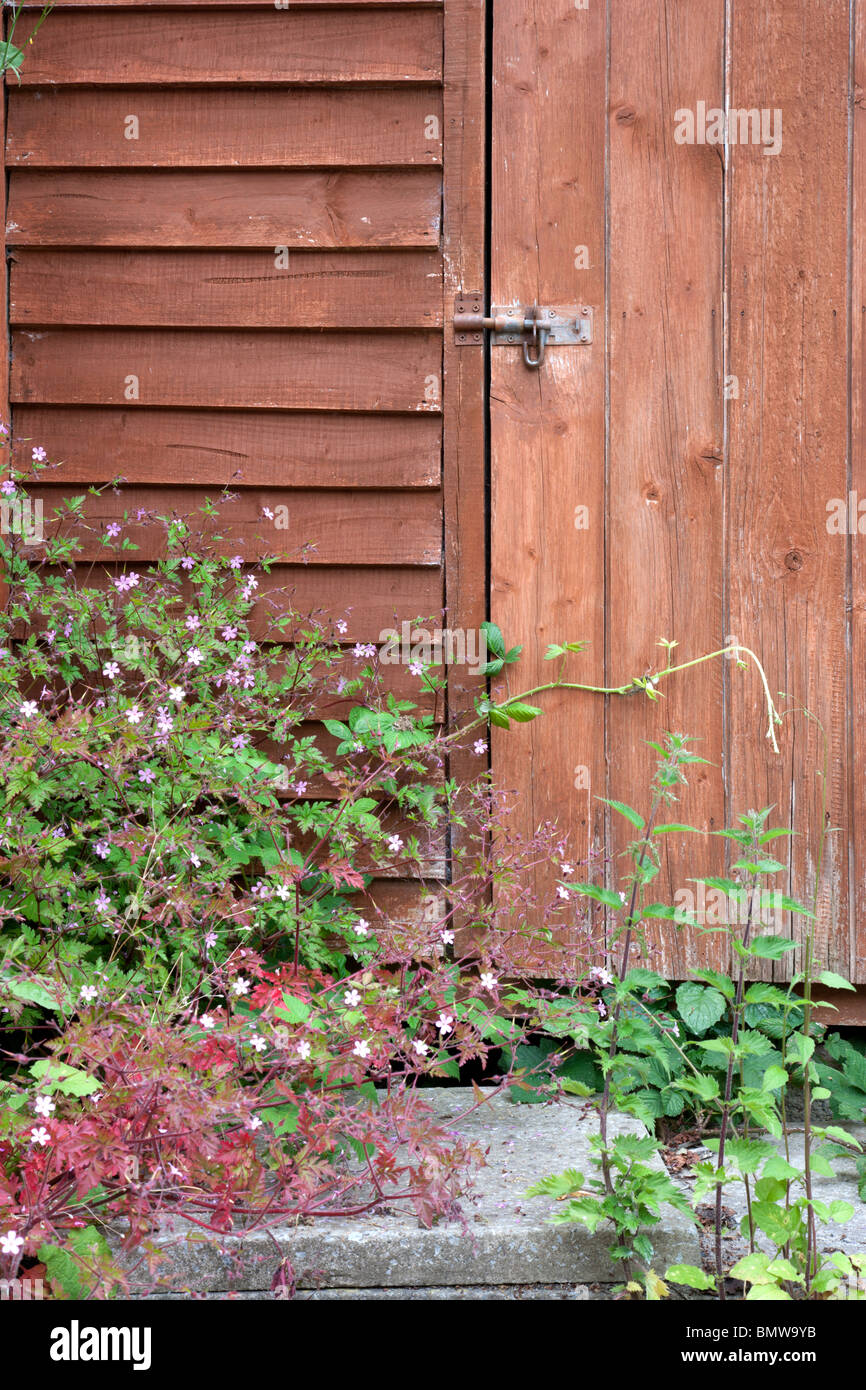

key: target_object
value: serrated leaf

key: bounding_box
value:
[817,970,855,992]
[501,701,542,723]
[675,982,727,1035]
[749,935,798,960]
[599,798,644,829]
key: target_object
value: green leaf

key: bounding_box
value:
[567,883,626,909]
[275,993,311,1024]
[665,1263,715,1291]
[817,971,855,992]
[37,1243,84,1299]
[29,1059,100,1096]
[761,1065,789,1093]
[480,621,505,658]
[749,935,798,960]
[675,982,727,1035]
[829,1199,855,1223]
[653,823,702,835]
[501,701,542,723]
[599,798,644,829]
[729,1252,773,1285]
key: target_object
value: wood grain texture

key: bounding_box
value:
[6,170,442,248]
[17,0,441,6]
[606,0,725,977]
[11,329,442,413]
[490,0,606,932]
[12,407,442,488]
[10,249,444,329]
[852,5,866,984]
[28,486,442,566]
[727,0,851,976]
[6,88,443,168]
[12,7,443,84]
[443,0,486,808]
[65,564,443,644]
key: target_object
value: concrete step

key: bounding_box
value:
[129,1089,700,1296]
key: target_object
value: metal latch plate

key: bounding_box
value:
[490,304,593,346]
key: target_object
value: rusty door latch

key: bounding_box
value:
[453,293,593,369]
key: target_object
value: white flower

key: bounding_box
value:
[30,1126,51,1147]
[247,1116,263,1131]
[232,977,250,997]
[33,1095,55,1119]
[126,706,143,725]
[168,686,185,703]
[0,1230,24,1257]
[440,930,455,945]
[619,892,627,906]
[275,883,292,902]
[412,1039,429,1056]
[186,648,203,667]
[386,835,403,854]
[589,965,613,987]
[189,852,201,868]
[480,972,497,991]
[250,1035,267,1053]
[79,985,98,1003]
[353,1039,371,1059]
[354,918,370,938]
[557,885,570,900]
[344,989,361,1008]
[297,1040,311,1060]
[473,739,487,755]
[102,661,120,680]
[560,862,573,875]
[436,1013,454,1035]
[200,1014,216,1030]
[19,700,38,719]
[409,662,424,677]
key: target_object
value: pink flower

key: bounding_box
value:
[180,557,195,570]
[185,615,201,631]
[186,648,203,667]
[138,767,156,784]
[297,1040,311,1060]
[387,835,403,854]
[295,781,307,795]
[436,1013,454,1035]
[229,556,243,570]
[589,965,613,987]
[79,985,98,1003]
[105,522,122,539]
[94,840,110,860]
[221,626,238,640]
[409,662,424,676]
[0,1231,24,1257]
[126,706,143,725]
[31,446,47,462]
[1,479,16,497]
[102,661,120,680]
[473,739,487,755]
[336,620,348,635]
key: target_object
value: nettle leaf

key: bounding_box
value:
[675,982,727,1035]
[274,993,311,1025]
[817,970,855,992]
[748,935,798,960]
[599,798,644,830]
[567,883,625,909]
[665,1263,715,1291]
[692,968,735,999]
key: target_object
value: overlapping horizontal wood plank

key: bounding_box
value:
[6,170,441,247]
[11,329,443,412]
[13,407,441,488]
[27,485,442,565]
[10,249,443,328]
[18,1,441,7]
[12,7,443,84]
[6,89,442,167]
[44,564,443,643]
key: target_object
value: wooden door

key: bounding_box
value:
[491,0,866,989]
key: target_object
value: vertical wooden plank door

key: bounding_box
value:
[491,0,863,987]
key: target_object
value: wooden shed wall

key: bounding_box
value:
[4,0,486,927]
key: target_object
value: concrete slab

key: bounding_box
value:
[127,1089,700,1294]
